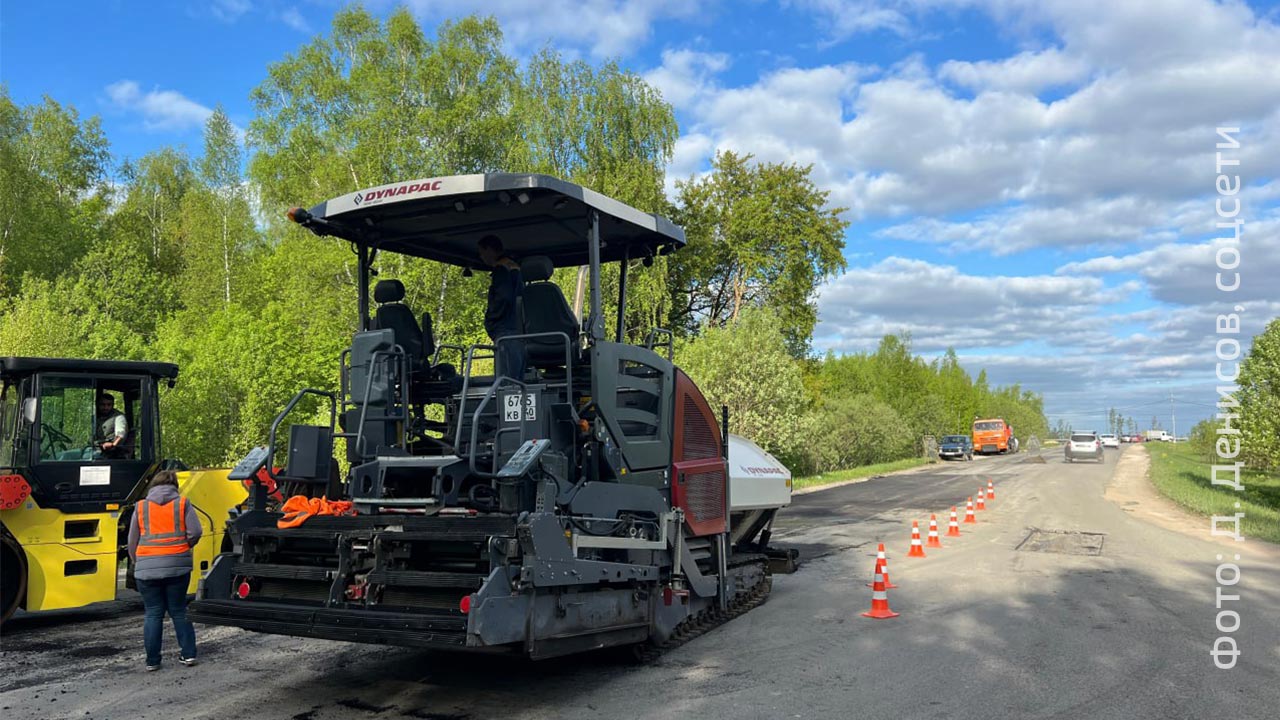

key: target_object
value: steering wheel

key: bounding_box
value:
[41,422,75,454]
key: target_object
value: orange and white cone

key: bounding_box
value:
[946,506,962,537]
[964,497,978,524]
[867,542,899,589]
[976,489,987,511]
[861,558,900,619]
[908,520,927,557]
[986,479,995,500]
[926,514,944,548]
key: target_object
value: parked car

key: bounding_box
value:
[938,434,974,461]
[1100,433,1120,449]
[1065,432,1104,463]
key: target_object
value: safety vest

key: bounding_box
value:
[136,497,191,557]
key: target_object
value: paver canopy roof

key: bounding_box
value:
[303,173,685,269]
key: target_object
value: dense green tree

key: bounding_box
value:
[1188,418,1216,460]
[668,151,848,357]
[676,307,806,466]
[1239,317,1280,469]
[0,90,111,294]
[113,147,195,274]
[178,108,256,308]
[803,394,915,472]
[249,8,521,211]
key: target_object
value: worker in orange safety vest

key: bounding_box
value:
[128,470,202,671]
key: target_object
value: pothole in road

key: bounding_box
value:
[1015,528,1106,556]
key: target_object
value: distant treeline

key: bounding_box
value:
[680,309,1049,475]
[0,7,1047,472]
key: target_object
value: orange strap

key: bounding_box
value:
[277,495,356,529]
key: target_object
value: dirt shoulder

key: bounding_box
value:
[1104,445,1280,557]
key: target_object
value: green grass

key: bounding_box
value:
[792,456,930,491]
[1145,442,1280,544]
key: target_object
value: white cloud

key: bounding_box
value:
[105,81,219,133]
[814,256,1127,354]
[211,0,252,23]
[103,81,248,140]
[661,0,1280,222]
[785,0,912,43]
[939,48,1089,94]
[280,6,311,34]
[642,49,729,110]
[1056,214,1280,307]
[877,196,1180,255]
[398,0,700,58]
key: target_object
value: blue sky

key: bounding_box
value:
[4,0,1279,434]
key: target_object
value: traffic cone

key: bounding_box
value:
[908,520,927,558]
[975,489,987,511]
[964,498,977,524]
[867,542,899,589]
[986,479,995,500]
[946,507,962,537]
[861,559,900,619]
[926,514,944,548]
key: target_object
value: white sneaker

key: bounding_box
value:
[178,655,198,667]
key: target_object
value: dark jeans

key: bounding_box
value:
[137,573,197,666]
[493,335,527,382]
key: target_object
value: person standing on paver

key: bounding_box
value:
[477,234,526,380]
[128,470,202,671]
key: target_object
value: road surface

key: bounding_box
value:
[2,447,1277,719]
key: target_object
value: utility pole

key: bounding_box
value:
[1170,392,1176,443]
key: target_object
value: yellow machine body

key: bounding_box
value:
[1,468,244,612]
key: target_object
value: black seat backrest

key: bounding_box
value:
[347,329,398,460]
[519,255,579,368]
[349,329,396,407]
[372,279,423,366]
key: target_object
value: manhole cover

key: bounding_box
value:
[1016,529,1105,556]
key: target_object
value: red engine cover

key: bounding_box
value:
[671,370,726,536]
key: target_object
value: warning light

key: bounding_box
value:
[460,595,473,614]
[236,581,251,599]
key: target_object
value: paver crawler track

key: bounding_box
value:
[632,554,772,662]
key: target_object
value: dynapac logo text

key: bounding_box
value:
[361,180,444,202]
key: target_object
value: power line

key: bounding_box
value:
[1055,397,1175,417]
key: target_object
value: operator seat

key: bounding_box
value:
[406,302,461,429]
[519,255,579,369]
[372,279,424,369]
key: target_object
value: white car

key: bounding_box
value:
[1100,433,1120,449]
[1065,433,1104,462]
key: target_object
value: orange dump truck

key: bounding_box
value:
[972,418,1016,454]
